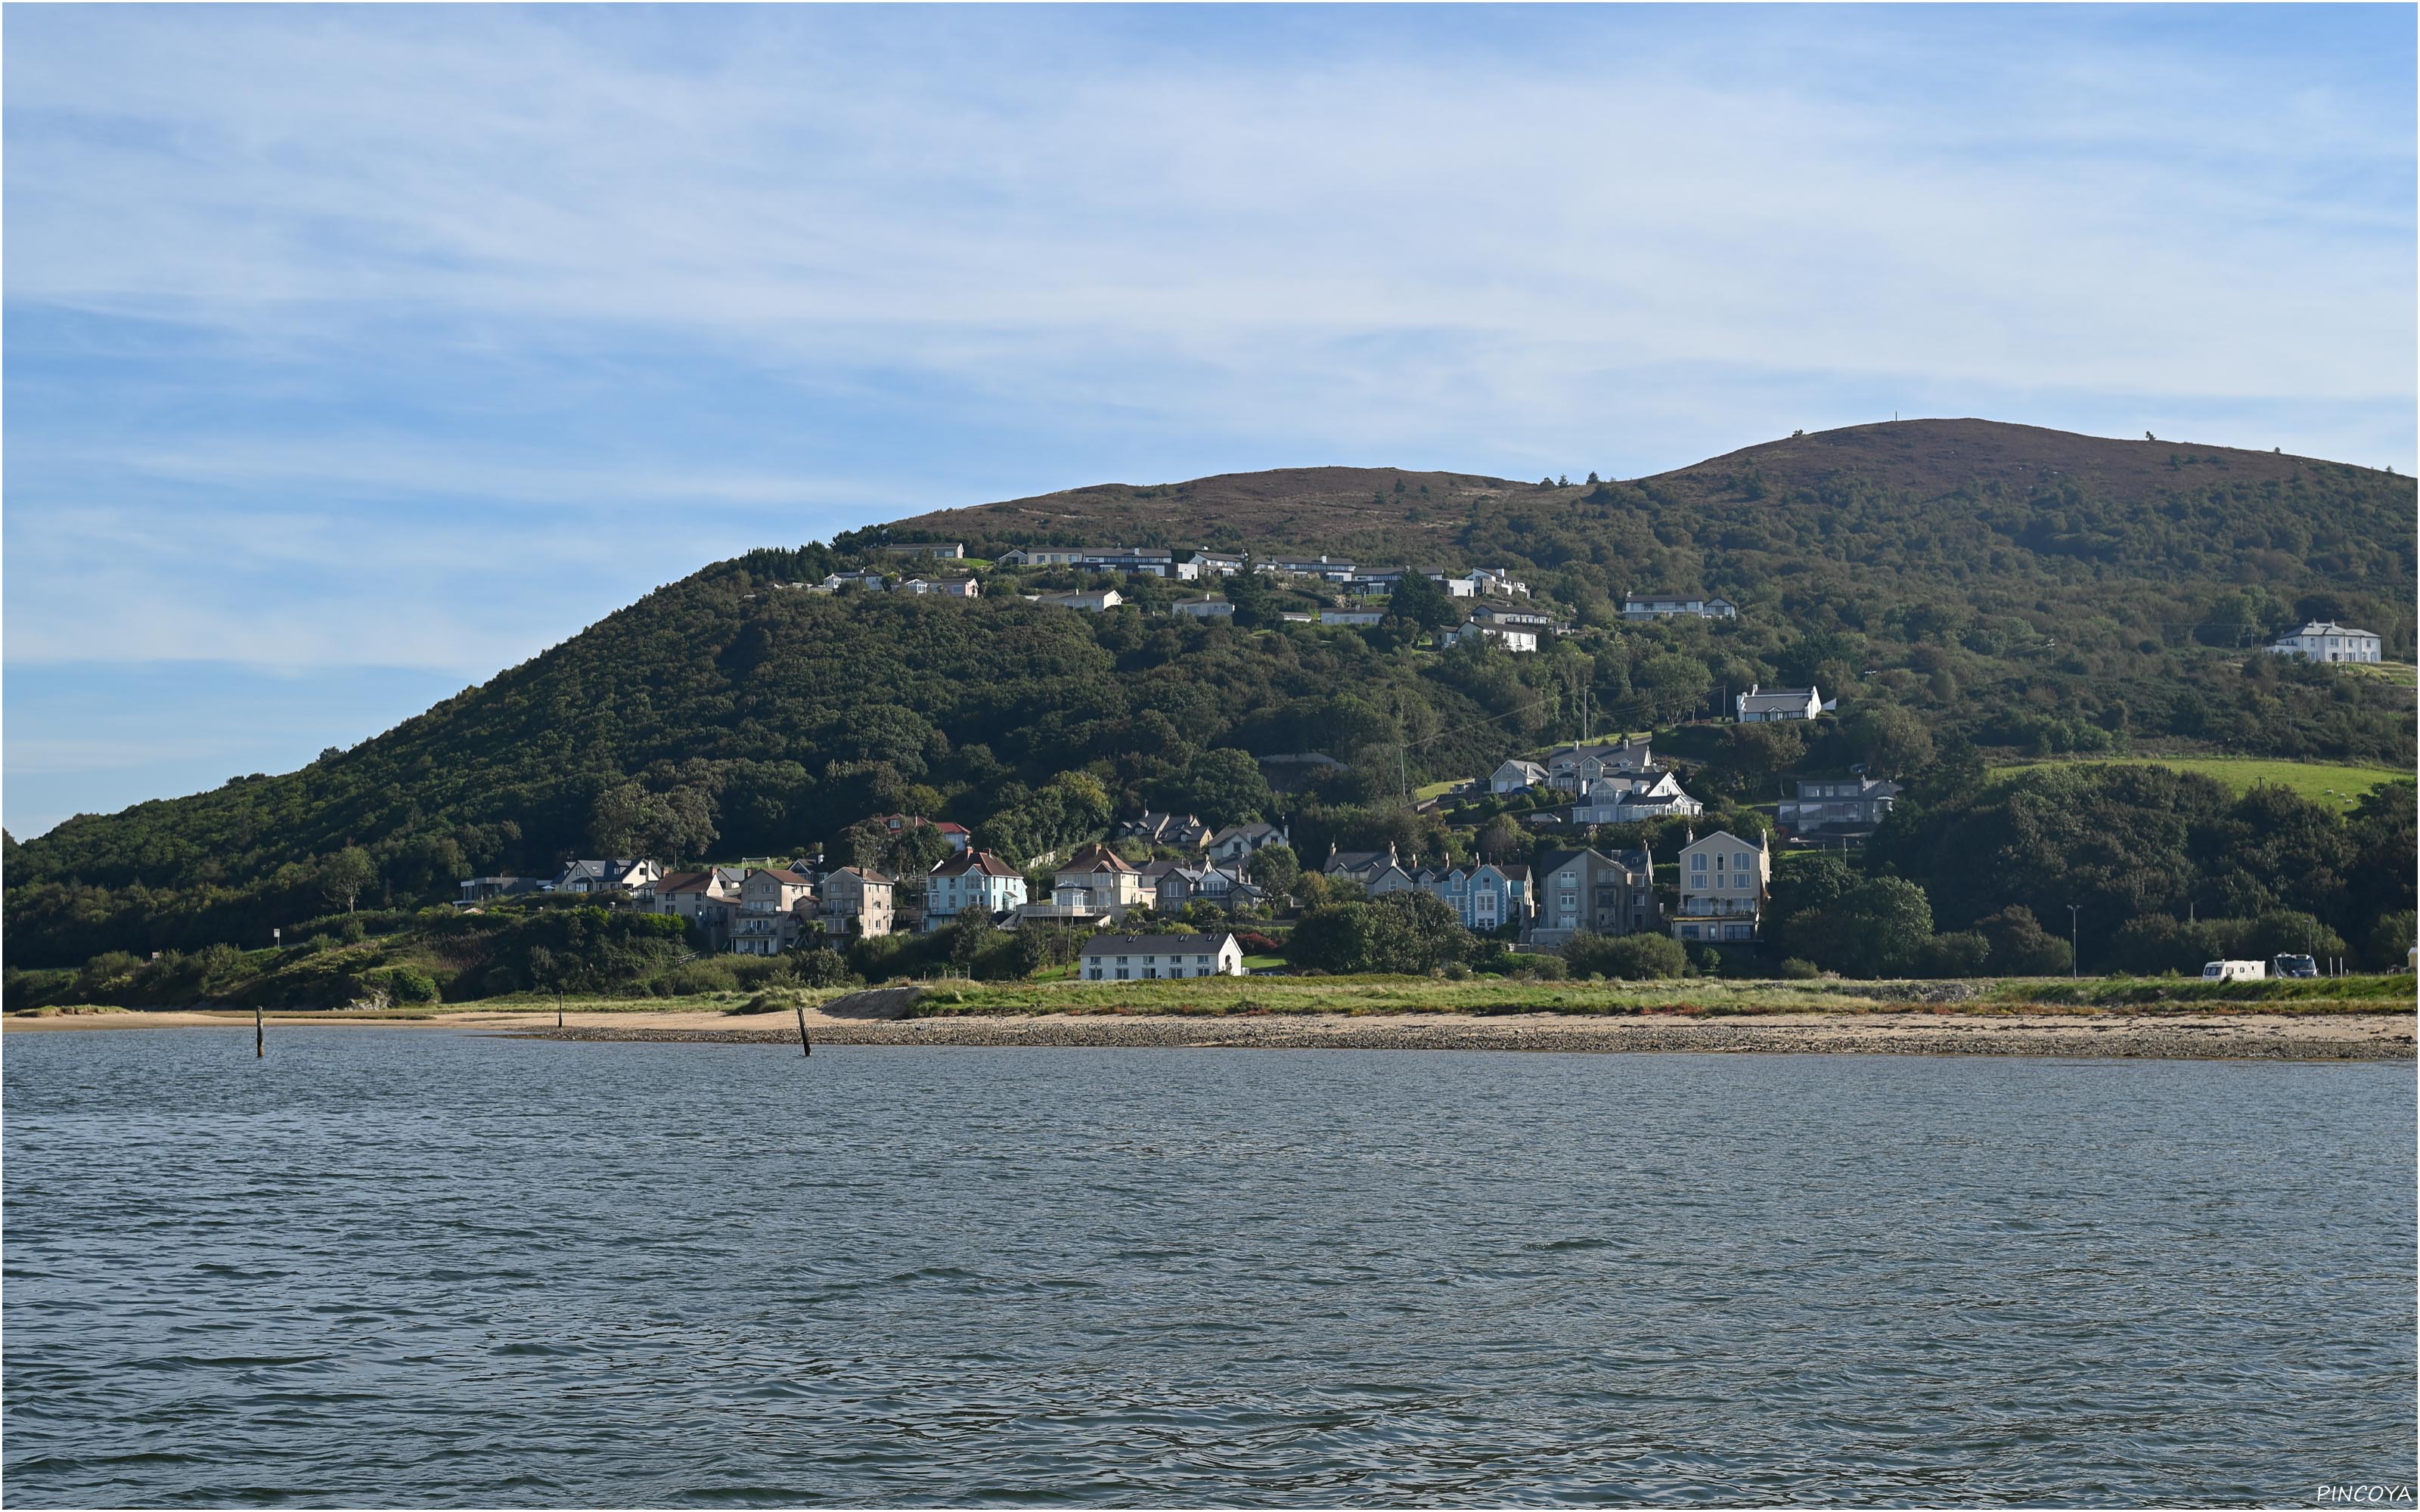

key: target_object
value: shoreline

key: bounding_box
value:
[12,1006,2412,1060]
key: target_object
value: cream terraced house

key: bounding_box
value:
[1671,831,1770,943]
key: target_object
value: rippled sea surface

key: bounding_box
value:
[5,1030,2412,1507]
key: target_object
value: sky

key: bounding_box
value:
[5,4,2413,836]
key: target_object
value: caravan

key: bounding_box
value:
[2201,960,2266,983]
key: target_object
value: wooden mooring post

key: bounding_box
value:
[796,1005,811,1058]
[255,1005,264,1059]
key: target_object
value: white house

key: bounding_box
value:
[899,576,980,597]
[1623,593,1738,620]
[1081,932,1246,980]
[1206,822,1289,863]
[1472,606,1551,630]
[1571,771,1703,824]
[1736,684,1824,722]
[997,546,1087,567]
[1321,609,1386,626]
[1438,623,1538,653]
[1172,597,1236,618]
[1038,588,1123,612]
[878,541,964,559]
[551,858,662,894]
[1274,556,1357,581]
[2266,621,2383,664]
[1671,831,1770,943]
[1472,568,1530,597]
[1491,758,1549,794]
[922,850,1028,931]
[821,569,890,591]
[1545,736,1655,782]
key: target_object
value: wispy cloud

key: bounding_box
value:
[5,4,2412,830]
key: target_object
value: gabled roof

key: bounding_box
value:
[1079,932,1238,956]
[1209,821,1283,843]
[827,866,895,885]
[931,850,1022,878]
[748,869,812,885]
[654,870,721,895]
[1061,844,1138,873]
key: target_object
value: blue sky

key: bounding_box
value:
[5,4,2412,836]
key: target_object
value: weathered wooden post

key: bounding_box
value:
[796,1004,811,1058]
[256,1005,264,1059]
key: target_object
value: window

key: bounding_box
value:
[1198,955,1212,965]
[1691,854,1707,872]
[1735,853,1751,871]
[1116,968,1129,981]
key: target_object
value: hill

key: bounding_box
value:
[6,417,2413,969]
[868,419,2360,562]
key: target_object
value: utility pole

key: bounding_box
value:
[2067,904,2081,979]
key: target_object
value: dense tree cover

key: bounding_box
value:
[1867,768,2415,973]
[8,426,2413,970]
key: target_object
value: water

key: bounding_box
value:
[5,1030,2412,1507]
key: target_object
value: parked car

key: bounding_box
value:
[2272,954,2319,979]
[2201,960,2267,982]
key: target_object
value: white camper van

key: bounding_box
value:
[2201,960,2266,982]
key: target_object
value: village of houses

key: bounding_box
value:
[457,538,2384,982]
[774,537,1777,655]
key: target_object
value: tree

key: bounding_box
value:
[884,822,955,881]
[1844,705,1935,778]
[319,847,377,914]
[1159,748,1273,828]
[1246,842,1300,895]
[1634,653,1712,717]
[1793,877,1935,977]
[1224,560,1282,628]
[590,782,720,863]
[1285,891,1472,974]
[1475,819,1524,863]
[1385,569,1461,633]
[1975,906,2072,976]
[2365,910,2415,971]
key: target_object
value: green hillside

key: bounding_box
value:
[6,418,2413,969]
[1988,756,2408,809]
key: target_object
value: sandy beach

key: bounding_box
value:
[11,1005,2412,1060]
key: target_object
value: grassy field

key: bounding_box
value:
[15,974,2409,1022]
[1988,755,2410,809]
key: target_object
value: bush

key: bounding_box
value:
[1778,957,1820,980]
[1514,953,1568,981]
[1562,931,1688,981]
[1920,931,1991,978]
[662,958,743,996]
[384,968,439,1004]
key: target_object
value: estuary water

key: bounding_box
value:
[4,1029,2412,1507]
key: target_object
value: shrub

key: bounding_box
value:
[662,958,743,996]
[1563,931,1689,980]
[384,968,439,1004]
[1920,931,1991,978]
[1778,957,1820,980]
